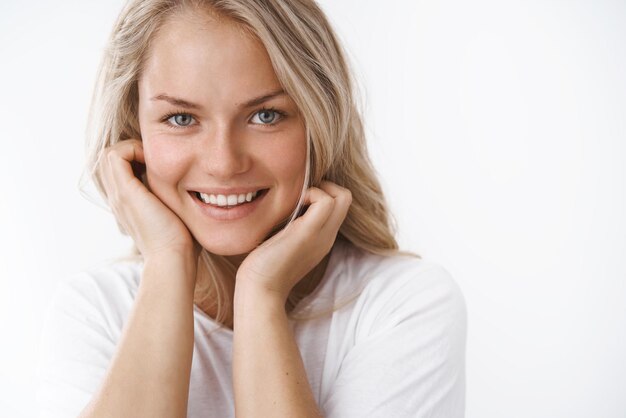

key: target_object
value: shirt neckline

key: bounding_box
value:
[192,239,348,334]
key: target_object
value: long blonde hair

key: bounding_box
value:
[82,0,419,329]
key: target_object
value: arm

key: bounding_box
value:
[78,139,199,417]
[232,284,323,418]
[79,251,197,418]
[231,181,352,418]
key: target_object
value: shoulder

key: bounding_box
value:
[370,255,466,319]
[338,243,467,342]
[319,244,467,416]
[54,259,142,305]
[339,242,465,310]
[37,260,143,416]
[46,260,143,335]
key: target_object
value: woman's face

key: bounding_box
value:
[137,11,307,257]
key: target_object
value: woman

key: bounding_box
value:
[37,0,467,417]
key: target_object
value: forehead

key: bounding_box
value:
[139,9,281,104]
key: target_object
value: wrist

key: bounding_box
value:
[142,249,199,291]
[142,241,197,261]
[234,281,286,317]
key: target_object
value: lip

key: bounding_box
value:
[189,188,269,221]
[189,186,268,195]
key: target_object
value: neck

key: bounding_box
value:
[193,252,331,329]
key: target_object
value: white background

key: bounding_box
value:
[1,1,625,417]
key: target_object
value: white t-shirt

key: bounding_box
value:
[36,239,467,417]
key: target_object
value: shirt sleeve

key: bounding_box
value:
[36,274,118,418]
[321,265,467,418]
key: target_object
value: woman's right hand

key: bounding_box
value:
[98,139,197,261]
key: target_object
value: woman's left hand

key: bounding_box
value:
[235,180,352,303]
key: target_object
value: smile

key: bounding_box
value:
[194,190,265,207]
[189,188,269,221]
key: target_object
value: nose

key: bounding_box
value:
[199,124,251,179]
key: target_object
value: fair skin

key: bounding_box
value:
[87,9,350,418]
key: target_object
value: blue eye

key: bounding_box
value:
[166,113,195,127]
[251,109,284,125]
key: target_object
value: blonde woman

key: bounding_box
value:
[37,0,467,417]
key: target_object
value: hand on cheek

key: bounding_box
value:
[235,181,352,302]
[99,139,198,262]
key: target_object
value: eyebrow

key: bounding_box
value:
[241,89,286,108]
[151,94,202,109]
[150,89,287,110]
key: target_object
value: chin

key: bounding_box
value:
[193,233,262,257]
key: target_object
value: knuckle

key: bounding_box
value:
[343,189,353,204]
[105,147,119,164]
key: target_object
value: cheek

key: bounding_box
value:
[276,138,308,198]
[143,138,189,187]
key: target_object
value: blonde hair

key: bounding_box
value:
[82,0,419,330]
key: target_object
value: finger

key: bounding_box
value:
[317,181,352,233]
[99,140,144,188]
[97,141,146,214]
[297,187,335,231]
[107,140,146,195]
[108,140,145,181]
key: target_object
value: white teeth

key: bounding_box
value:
[197,190,264,207]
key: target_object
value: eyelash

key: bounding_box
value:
[160,111,198,130]
[160,108,287,130]
[250,107,286,126]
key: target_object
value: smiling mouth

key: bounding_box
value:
[192,189,269,208]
